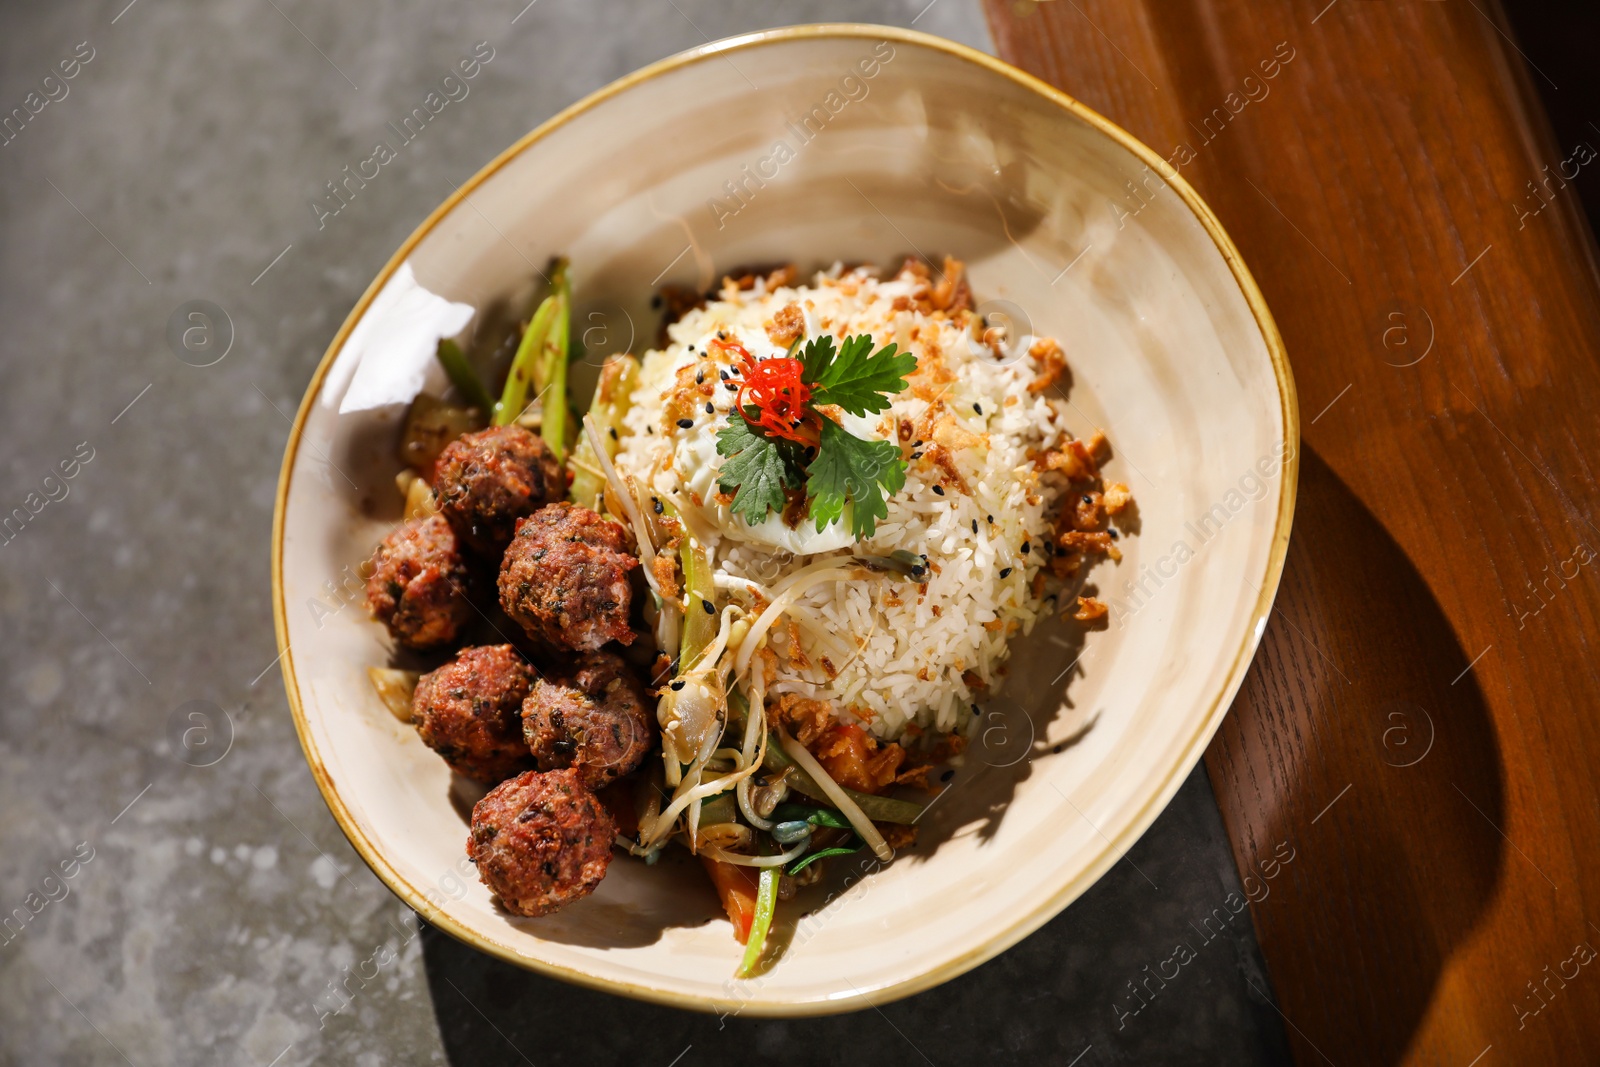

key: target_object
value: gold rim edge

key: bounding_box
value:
[270,21,1300,1017]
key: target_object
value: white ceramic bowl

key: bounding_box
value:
[273,24,1296,1015]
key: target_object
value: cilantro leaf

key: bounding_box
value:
[796,334,836,386]
[799,334,918,416]
[715,415,803,527]
[806,418,907,539]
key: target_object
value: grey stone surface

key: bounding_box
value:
[0,1,1291,1064]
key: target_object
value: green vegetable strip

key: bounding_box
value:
[727,680,750,727]
[652,498,718,780]
[698,790,738,825]
[738,865,779,978]
[495,295,556,426]
[435,339,494,411]
[787,841,863,875]
[771,803,853,830]
[761,744,927,824]
[540,266,572,459]
[569,355,639,508]
[679,525,717,670]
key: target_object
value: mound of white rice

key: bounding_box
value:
[614,263,1082,740]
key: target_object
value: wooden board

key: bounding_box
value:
[983,1,1600,1062]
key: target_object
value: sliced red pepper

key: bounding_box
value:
[701,856,760,943]
[715,336,821,447]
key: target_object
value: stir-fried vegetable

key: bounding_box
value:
[737,865,780,977]
[679,533,718,671]
[775,731,891,861]
[394,470,438,520]
[655,526,719,762]
[771,803,852,829]
[854,549,927,580]
[366,667,420,722]
[541,267,573,459]
[435,339,494,411]
[762,740,926,825]
[495,291,556,426]
[699,790,738,826]
[703,857,760,943]
[397,393,485,473]
[495,260,570,437]
[582,414,664,603]
[569,354,639,509]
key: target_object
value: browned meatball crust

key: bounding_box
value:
[412,645,537,784]
[467,768,615,917]
[497,502,639,652]
[523,651,654,787]
[365,515,474,650]
[434,424,564,555]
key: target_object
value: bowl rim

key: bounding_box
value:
[271,22,1299,1017]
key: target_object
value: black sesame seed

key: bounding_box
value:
[702,598,716,615]
[669,679,685,691]
[971,520,979,534]
[725,382,739,391]
[999,567,1013,578]
[646,425,654,435]
[986,514,994,524]
[909,452,922,461]
[1021,541,1031,554]
[720,369,730,381]
[695,369,705,385]
[1109,528,1120,540]
[688,344,696,352]
[677,418,694,429]
[1053,743,1065,754]
[974,403,983,415]
[932,485,945,496]
[705,401,715,414]
[608,427,618,440]
[1082,494,1093,505]
[652,498,664,514]
[913,440,923,447]
[940,769,956,782]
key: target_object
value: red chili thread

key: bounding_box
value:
[716,337,819,446]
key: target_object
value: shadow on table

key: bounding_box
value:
[420,764,1292,1067]
[1209,446,1505,1065]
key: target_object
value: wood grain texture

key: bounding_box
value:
[983,1,1600,1062]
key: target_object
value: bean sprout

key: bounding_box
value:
[701,839,811,868]
[734,565,861,680]
[583,414,662,597]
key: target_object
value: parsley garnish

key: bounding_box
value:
[713,331,915,539]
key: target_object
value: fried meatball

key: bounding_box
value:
[467,768,615,917]
[523,651,654,787]
[498,502,639,651]
[434,424,564,555]
[365,515,473,650]
[412,645,537,784]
